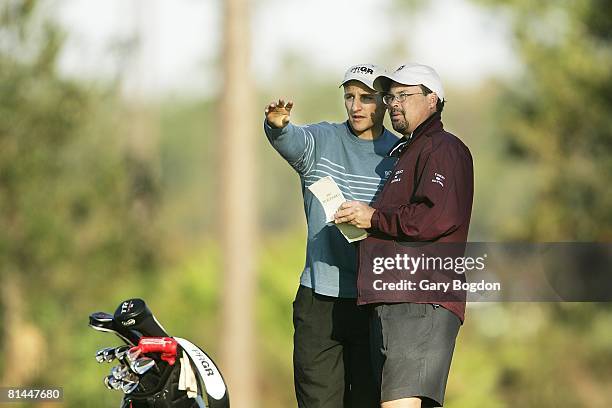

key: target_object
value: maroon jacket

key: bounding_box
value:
[357,113,474,322]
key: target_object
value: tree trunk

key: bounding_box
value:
[219,0,258,406]
[0,273,46,387]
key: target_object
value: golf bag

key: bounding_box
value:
[89,298,230,408]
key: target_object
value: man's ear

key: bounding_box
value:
[429,93,438,110]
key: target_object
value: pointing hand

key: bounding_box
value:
[265,99,293,129]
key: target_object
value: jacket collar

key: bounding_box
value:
[388,113,443,157]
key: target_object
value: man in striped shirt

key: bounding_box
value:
[264,64,399,408]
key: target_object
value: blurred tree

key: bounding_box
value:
[122,0,161,252]
[0,0,162,394]
[456,2,612,407]
[474,0,612,240]
[219,0,258,407]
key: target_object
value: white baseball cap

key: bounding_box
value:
[339,63,386,92]
[373,63,445,102]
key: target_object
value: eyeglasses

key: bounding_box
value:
[382,92,424,106]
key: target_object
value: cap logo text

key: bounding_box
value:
[351,66,374,75]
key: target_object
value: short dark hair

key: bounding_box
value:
[419,85,445,114]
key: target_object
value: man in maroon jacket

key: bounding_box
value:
[334,63,474,408]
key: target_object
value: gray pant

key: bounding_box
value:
[369,303,461,407]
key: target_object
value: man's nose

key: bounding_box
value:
[388,98,401,109]
[351,99,362,112]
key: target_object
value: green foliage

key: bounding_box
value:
[474,0,612,240]
[0,0,162,287]
[0,1,162,404]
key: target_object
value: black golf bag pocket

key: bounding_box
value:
[121,357,199,408]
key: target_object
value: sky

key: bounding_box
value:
[55,0,520,97]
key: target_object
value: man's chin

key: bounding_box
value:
[391,121,407,133]
[349,122,370,134]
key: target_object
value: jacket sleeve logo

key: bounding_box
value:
[432,172,445,187]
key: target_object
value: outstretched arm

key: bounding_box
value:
[263,99,316,175]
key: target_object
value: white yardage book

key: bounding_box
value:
[307,176,368,243]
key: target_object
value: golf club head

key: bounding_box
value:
[108,376,123,390]
[103,347,118,363]
[130,357,156,375]
[126,347,141,365]
[89,311,140,345]
[89,311,113,325]
[111,364,130,380]
[114,299,168,338]
[123,372,140,384]
[121,379,140,394]
[114,345,131,362]
[96,347,115,363]
[103,375,113,390]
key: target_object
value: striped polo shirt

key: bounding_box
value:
[265,120,398,297]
